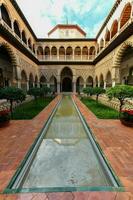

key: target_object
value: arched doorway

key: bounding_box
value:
[0,45,13,87]
[76,76,84,93]
[61,67,73,92]
[86,76,93,87]
[62,77,72,92]
[106,71,112,87]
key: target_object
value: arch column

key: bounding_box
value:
[112,66,121,86]
[17,79,21,88]
[73,76,76,93]
[104,81,106,89]
[57,75,61,93]
[27,79,29,91]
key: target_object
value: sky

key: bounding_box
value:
[16,0,115,38]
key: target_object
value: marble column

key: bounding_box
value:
[27,80,29,91]
[57,82,60,94]
[73,82,76,93]
[104,81,106,89]
[17,80,21,89]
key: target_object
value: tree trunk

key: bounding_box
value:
[10,100,13,119]
[119,99,124,112]
[96,95,98,103]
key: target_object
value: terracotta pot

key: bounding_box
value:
[120,118,133,127]
[0,120,10,128]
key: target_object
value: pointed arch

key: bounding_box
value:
[66,46,73,60]
[105,29,110,43]
[89,46,96,59]
[61,67,73,92]
[113,41,133,67]
[59,46,65,60]
[82,46,88,60]
[76,76,84,93]
[28,38,32,50]
[40,75,47,87]
[74,46,81,60]
[22,30,27,44]
[51,46,57,60]
[120,3,132,29]
[106,71,112,87]
[1,4,11,28]
[111,20,118,39]
[13,20,21,38]
[86,76,93,87]
[37,46,43,60]
[49,76,57,93]
[44,46,50,60]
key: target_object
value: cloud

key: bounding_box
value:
[16,0,115,38]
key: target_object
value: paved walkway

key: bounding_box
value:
[0,95,133,199]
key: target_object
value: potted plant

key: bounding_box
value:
[120,107,133,127]
[0,106,10,128]
[107,85,133,127]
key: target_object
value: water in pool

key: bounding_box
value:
[22,96,112,188]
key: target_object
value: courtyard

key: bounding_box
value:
[0,0,133,199]
[0,94,133,199]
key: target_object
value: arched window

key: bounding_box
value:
[22,31,27,44]
[51,46,57,60]
[74,46,81,60]
[89,46,96,59]
[66,46,73,60]
[59,46,65,60]
[37,46,43,59]
[44,46,50,60]
[82,46,88,60]
[28,38,32,50]
[105,30,110,43]
[13,20,21,38]
[1,4,11,28]
[120,3,132,29]
[111,20,118,39]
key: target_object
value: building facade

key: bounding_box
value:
[0,0,133,93]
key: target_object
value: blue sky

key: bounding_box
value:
[16,0,115,38]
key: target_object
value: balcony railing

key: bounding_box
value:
[37,54,96,61]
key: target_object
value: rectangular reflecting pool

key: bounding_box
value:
[7,95,122,193]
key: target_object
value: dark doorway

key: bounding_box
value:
[62,77,72,92]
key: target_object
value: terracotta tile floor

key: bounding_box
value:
[0,95,133,199]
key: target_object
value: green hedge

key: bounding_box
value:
[12,97,53,120]
[81,97,119,119]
